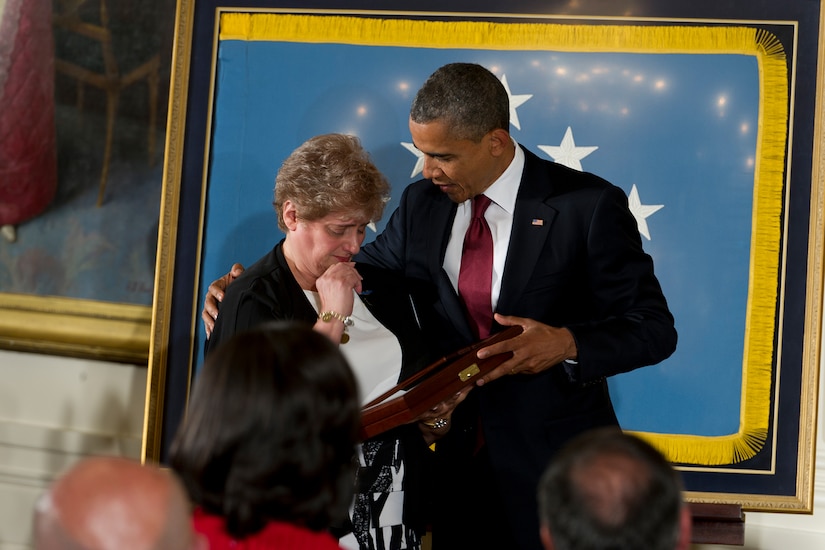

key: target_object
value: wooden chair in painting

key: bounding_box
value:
[52,0,161,206]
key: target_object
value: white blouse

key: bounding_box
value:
[303,289,404,405]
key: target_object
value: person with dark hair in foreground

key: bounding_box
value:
[538,428,691,550]
[33,456,205,550]
[170,322,361,549]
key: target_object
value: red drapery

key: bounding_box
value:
[0,0,57,226]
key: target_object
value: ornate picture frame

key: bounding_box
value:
[0,0,177,364]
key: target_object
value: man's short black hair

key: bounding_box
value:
[538,427,685,550]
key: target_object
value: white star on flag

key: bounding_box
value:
[500,74,532,130]
[401,142,425,178]
[627,184,664,240]
[538,127,599,171]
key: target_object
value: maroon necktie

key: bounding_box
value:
[458,194,494,340]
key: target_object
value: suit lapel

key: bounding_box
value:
[427,195,475,342]
[426,196,455,282]
[498,149,558,314]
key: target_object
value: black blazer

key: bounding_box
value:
[356,146,677,548]
[207,240,444,378]
[207,240,447,532]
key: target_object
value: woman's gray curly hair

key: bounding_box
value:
[273,134,390,231]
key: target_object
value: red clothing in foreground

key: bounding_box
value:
[193,508,343,550]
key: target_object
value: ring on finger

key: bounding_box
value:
[422,418,449,430]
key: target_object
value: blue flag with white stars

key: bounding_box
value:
[198,15,784,465]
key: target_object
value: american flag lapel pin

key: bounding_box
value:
[531,218,544,226]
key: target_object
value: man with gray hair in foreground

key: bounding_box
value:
[538,427,692,550]
[33,456,206,550]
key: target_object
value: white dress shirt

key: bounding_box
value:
[443,142,525,311]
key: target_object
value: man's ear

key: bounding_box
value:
[282,200,299,231]
[540,524,554,550]
[488,128,512,157]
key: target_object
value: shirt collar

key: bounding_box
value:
[480,140,524,215]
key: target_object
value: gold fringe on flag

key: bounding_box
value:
[219,12,788,467]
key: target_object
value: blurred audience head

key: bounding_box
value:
[33,456,203,550]
[170,321,360,539]
[537,427,691,550]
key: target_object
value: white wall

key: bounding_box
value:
[0,350,145,550]
[0,347,820,549]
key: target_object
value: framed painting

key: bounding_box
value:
[0,0,177,363]
[146,0,824,512]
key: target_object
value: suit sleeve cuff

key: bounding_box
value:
[562,360,580,383]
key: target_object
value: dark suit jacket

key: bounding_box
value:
[356,146,677,549]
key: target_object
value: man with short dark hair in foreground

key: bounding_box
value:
[33,456,206,550]
[538,428,691,550]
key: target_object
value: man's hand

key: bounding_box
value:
[474,313,578,386]
[201,263,245,337]
[414,386,473,445]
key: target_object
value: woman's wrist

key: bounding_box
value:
[315,311,352,345]
[319,310,353,327]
